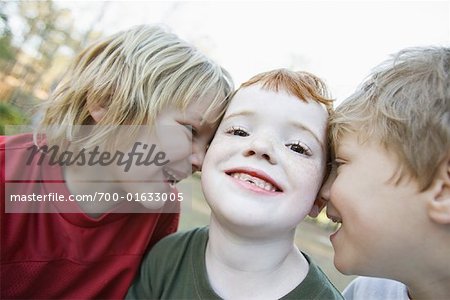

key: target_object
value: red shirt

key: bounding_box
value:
[1,134,179,299]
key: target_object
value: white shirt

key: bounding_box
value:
[343,276,409,300]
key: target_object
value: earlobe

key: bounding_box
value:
[428,196,450,224]
[427,156,450,224]
[88,104,107,123]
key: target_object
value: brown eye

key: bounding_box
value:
[286,142,312,156]
[226,126,249,137]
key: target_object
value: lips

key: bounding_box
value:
[329,216,342,224]
[162,167,186,187]
[328,214,342,241]
[225,168,283,193]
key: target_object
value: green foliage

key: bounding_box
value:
[0,4,15,62]
[0,34,14,61]
[0,102,28,135]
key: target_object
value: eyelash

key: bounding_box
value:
[328,159,345,171]
[183,124,197,136]
[225,126,249,137]
[286,141,312,156]
[225,126,312,156]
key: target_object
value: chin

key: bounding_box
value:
[334,254,361,276]
[139,201,166,210]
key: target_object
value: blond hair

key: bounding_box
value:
[37,25,233,147]
[330,47,450,190]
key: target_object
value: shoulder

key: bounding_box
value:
[288,252,343,299]
[131,227,208,298]
[343,276,408,300]
[1,133,36,150]
[151,226,208,252]
[142,226,208,268]
[1,133,43,167]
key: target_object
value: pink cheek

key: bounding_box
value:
[299,163,324,190]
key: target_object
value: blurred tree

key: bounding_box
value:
[0,2,15,62]
[0,0,111,126]
[10,0,76,92]
[0,102,28,135]
[73,1,109,53]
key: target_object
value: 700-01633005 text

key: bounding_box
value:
[8,192,184,202]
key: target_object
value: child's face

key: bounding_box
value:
[201,85,328,234]
[104,92,223,209]
[320,133,426,277]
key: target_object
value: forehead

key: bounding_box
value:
[183,89,225,124]
[336,132,384,158]
[225,85,328,128]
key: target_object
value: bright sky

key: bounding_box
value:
[49,1,450,105]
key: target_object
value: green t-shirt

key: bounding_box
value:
[127,227,343,300]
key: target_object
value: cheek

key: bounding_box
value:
[201,153,214,177]
[159,135,192,161]
[330,177,354,215]
[291,161,325,199]
[200,163,220,209]
[203,135,229,162]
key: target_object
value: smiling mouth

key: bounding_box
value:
[226,172,282,192]
[329,217,343,230]
[162,167,182,188]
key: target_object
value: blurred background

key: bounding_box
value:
[1,0,449,291]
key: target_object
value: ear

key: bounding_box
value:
[308,196,328,218]
[88,104,107,124]
[427,153,450,224]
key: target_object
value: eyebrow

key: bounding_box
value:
[223,110,255,121]
[290,122,324,150]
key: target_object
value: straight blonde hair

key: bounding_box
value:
[330,47,450,190]
[37,25,234,148]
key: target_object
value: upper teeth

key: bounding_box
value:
[231,173,278,192]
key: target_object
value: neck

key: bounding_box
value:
[205,215,308,299]
[207,215,296,271]
[407,281,450,300]
[63,163,121,216]
[402,234,450,300]
[406,268,450,300]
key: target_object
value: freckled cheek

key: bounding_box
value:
[207,137,238,159]
[291,161,325,198]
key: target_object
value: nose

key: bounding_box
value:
[190,143,206,173]
[320,162,339,202]
[319,167,340,218]
[243,135,277,164]
[326,200,339,221]
[319,172,333,203]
